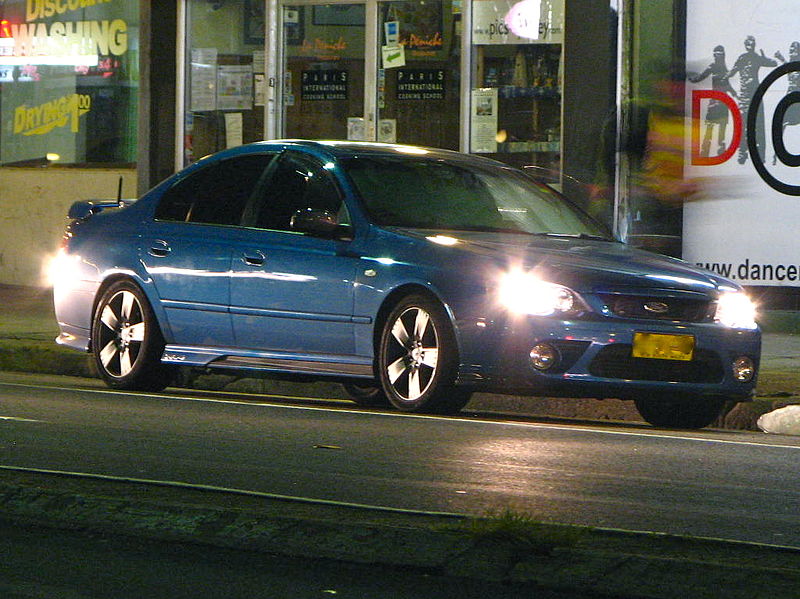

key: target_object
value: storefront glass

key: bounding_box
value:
[280,0,460,148]
[621,0,685,256]
[177,0,618,231]
[469,0,563,170]
[183,0,266,166]
[0,0,139,166]
[282,3,366,140]
[374,0,460,148]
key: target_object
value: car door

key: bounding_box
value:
[141,153,276,346]
[229,150,359,355]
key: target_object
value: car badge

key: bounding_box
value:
[643,301,670,314]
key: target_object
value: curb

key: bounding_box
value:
[3,470,800,598]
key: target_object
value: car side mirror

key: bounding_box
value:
[290,208,351,239]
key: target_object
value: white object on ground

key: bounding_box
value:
[757,405,800,435]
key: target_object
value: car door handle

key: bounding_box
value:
[242,251,265,267]
[148,240,171,257]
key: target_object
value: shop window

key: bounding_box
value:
[183,0,267,166]
[0,1,139,166]
[281,4,366,142]
[375,0,461,149]
[469,0,563,170]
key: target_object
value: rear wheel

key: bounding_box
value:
[92,280,174,391]
[378,295,471,414]
[634,395,726,429]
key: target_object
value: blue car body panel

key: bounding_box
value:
[53,140,761,404]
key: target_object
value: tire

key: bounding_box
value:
[341,381,391,407]
[377,294,471,414]
[634,395,726,429]
[91,280,174,391]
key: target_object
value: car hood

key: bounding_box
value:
[394,228,732,295]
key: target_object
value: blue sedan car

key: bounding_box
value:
[52,140,760,428]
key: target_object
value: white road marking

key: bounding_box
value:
[0,463,464,518]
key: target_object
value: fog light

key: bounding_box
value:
[732,356,755,382]
[530,343,560,371]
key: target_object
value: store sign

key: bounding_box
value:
[1,4,127,67]
[396,69,444,100]
[684,1,800,286]
[300,37,347,61]
[301,70,347,101]
[14,93,91,135]
[472,0,563,45]
[0,0,138,166]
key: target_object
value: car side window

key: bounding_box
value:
[155,154,275,226]
[251,152,344,231]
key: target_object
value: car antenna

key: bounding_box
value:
[117,175,123,206]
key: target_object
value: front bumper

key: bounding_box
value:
[456,316,761,401]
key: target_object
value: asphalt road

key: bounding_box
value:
[2,374,799,548]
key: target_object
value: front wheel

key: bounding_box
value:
[378,295,471,414]
[634,395,726,429]
[91,280,174,391]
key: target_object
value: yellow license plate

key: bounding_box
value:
[632,332,695,361]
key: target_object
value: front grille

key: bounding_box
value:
[588,344,724,383]
[598,294,716,323]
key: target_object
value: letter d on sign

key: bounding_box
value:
[13,105,27,134]
[691,90,742,166]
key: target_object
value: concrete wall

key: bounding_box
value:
[0,167,137,287]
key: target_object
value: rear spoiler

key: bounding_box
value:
[68,198,137,220]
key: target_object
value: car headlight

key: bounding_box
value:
[715,291,757,329]
[498,270,582,316]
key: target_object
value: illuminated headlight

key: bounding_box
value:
[499,270,581,316]
[715,291,757,329]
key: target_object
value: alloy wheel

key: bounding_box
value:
[96,290,146,378]
[384,306,440,401]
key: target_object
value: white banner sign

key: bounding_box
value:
[472,0,563,45]
[684,1,800,286]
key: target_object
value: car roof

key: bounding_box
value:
[222,139,501,166]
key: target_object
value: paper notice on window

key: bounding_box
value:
[253,50,266,73]
[470,88,498,153]
[378,119,396,143]
[347,117,366,141]
[382,45,406,69]
[218,65,253,111]
[190,48,218,111]
[224,112,243,148]
[254,74,266,106]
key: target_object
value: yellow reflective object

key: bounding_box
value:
[632,332,695,361]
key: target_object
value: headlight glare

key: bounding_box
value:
[715,291,757,329]
[499,270,579,316]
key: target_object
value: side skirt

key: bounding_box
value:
[161,345,374,379]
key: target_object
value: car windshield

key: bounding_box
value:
[343,155,612,239]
